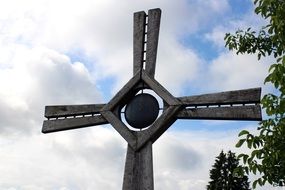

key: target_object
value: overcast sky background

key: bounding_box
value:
[0,0,280,189]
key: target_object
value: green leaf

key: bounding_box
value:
[238,130,250,137]
[251,150,259,158]
[253,180,258,189]
[236,139,246,148]
[243,154,249,164]
[252,165,257,175]
[247,140,253,149]
[268,64,277,72]
[258,178,263,186]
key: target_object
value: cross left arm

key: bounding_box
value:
[42,104,109,133]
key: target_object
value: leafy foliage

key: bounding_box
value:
[224,0,285,188]
[207,151,250,190]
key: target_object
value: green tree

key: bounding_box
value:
[207,151,250,190]
[224,0,285,188]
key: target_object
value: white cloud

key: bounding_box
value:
[188,8,273,99]
[0,0,231,92]
[0,127,126,189]
[205,10,268,49]
[202,52,270,92]
[0,45,101,134]
[153,129,235,190]
[155,38,203,96]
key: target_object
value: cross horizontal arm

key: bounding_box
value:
[176,105,262,121]
[43,104,108,133]
[42,115,108,133]
[178,88,261,106]
[44,104,105,118]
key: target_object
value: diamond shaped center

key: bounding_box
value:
[101,71,181,150]
[125,93,159,129]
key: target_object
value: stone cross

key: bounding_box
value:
[42,8,262,190]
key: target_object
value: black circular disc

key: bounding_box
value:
[125,93,159,129]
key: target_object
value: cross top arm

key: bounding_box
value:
[133,8,161,78]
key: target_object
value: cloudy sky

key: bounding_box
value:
[0,0,279,189]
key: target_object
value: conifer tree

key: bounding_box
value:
[207,151,250,190]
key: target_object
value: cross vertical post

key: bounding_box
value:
[122,8,161,190]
